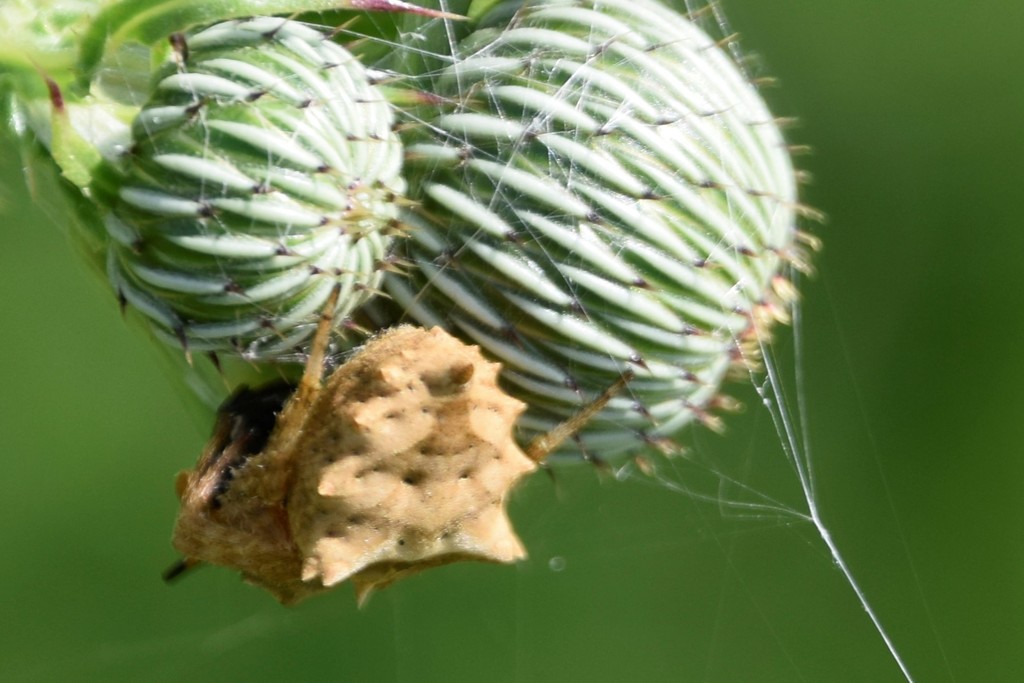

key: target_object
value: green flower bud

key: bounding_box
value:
[385,0,808,456]
[103,17,404,359]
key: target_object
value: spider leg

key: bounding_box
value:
[267,284,341,443]
[525,370,634,463]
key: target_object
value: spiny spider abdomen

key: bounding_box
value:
[171,325,537,604]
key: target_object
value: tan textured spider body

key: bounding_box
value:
[172,322,537,604]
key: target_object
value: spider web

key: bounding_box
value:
[329,3,915,680]
[331,0,811,527]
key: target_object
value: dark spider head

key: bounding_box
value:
[202,380,297,508]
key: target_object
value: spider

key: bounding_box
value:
[166,287,629,604]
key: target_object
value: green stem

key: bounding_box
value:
[76,0,463,88]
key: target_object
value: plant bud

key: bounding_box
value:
[385,0,807,457]
[104,17,405,359]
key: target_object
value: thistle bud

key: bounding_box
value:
[103,17,404,359]
[386,0,807,456]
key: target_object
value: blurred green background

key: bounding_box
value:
[2,1,1022,681]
